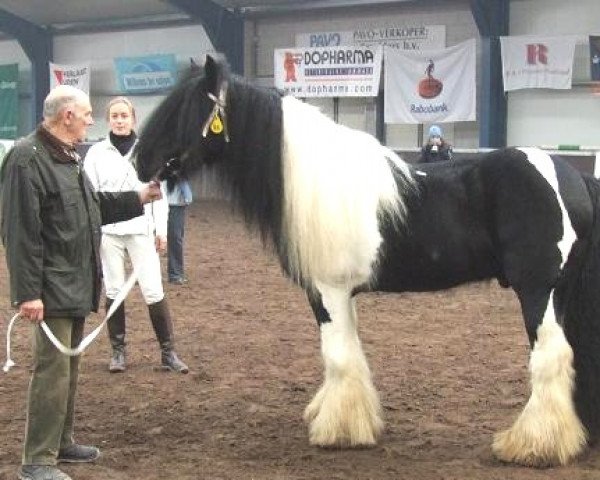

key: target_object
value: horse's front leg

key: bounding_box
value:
[303,281,383,447]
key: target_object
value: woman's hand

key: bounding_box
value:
[156,235,167,254]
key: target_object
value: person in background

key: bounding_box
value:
[167,180,193,285]
[419,124,453,163]
[84,96,188,375]
[0,85,162,480]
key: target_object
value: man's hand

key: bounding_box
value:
[155,235,167,254]
[139,181,163,205]
[19,299,44,324]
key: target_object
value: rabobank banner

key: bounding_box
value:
[384,39,476,124]
[274,46,383,97]
[114,54,177,94]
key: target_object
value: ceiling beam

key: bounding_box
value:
[0,8,52,130]
[470,0,509,148]
[167,0,244,75]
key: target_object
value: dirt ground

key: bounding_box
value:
[2,199,600,480]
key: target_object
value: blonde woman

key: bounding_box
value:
[84,97,188,374]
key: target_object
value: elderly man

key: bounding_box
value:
[0,85,162,480]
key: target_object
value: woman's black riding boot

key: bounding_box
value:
[148,299,189,373]
[106,298,126,373]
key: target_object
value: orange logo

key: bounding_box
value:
[418,59,443,99]
[284,52,302,82]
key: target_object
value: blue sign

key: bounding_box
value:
[114,54,178,93]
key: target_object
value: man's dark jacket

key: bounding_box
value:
[0,127,144,318]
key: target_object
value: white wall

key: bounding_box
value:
[246,0,480,149]
[3,0,599,148]
[507,0,600,147]
[54,25,214,140]
[0,24,213,140]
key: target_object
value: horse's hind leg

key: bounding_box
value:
[493,287,586,466]
[303,281,383,447]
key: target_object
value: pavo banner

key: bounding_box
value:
[49,62,90,93]
[591,36,600,81]
[0,64,19,139]
[384,39,476,124]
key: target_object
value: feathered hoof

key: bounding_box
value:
[492,424,586,467]
[304,377,383,447]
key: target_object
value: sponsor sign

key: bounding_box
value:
[296,25,446,50]
[0,64,18,139]
[591,35,600,81]
[274,46,383,97]
[384,39,476,124]
[50,62,90,93]
[0,140,14,170]
[500,35,576,91]
[114,54,177,93]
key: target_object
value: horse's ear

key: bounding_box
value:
[190,57,201,73]
[204,54,221,93]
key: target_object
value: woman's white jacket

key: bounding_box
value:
[84,138,168,237]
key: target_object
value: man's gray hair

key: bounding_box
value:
[43,85,88,120]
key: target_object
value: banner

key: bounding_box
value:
[0,64,18,139]
[114,54,177,94]
[49,62,90,93]
[591,36,600,81]
[296,25,446,50]
[500,35,576,91]
[274,46,383,98]
[384,39,476,124]
[0,140,14,169]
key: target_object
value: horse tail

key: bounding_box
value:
[563,175,600,444]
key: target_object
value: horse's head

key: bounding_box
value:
[136,55,231,182]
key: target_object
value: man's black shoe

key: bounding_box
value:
[17,465,72,480]
[57,444,100,463]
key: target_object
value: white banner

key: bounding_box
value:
[296,25,446,50]
[274,46,383,98]
[384,39,476,124]
[500,35,576,91]
[49,62,90,94]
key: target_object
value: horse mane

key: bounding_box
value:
[218,77,286,253]
[138,66,286,254]
[139,58,414,286]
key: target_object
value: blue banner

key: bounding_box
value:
[591,36,600,81]
[114,54,177,94]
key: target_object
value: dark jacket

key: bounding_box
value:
[419,142,453,163]
[0,127,143,318]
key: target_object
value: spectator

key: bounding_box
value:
[84,96,188,375]
[0,85,162,480]
[167,180,193,285]
[420,124,453,163]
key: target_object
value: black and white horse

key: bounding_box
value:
[136,55,600,467]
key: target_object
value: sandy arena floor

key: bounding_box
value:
[2,200,600,480]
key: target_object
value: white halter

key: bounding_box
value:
[201,80,230,143]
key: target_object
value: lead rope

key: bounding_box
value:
[3,271,138,373]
